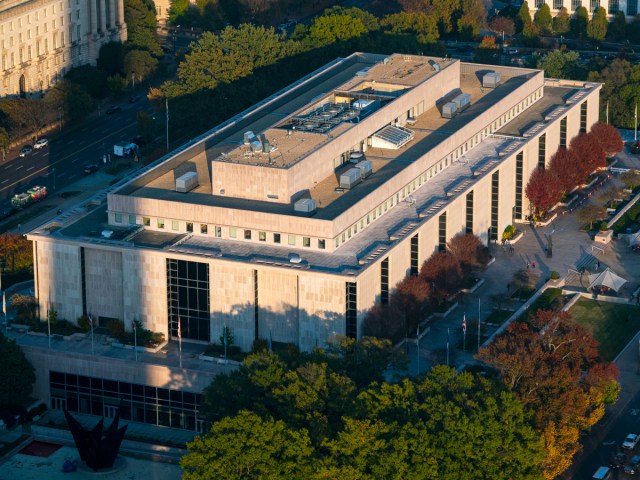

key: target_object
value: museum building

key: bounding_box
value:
[25,52,601,429]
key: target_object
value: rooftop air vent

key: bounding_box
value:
[289,254,302,264]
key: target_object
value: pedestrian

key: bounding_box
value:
[532,261,536,268]
[595,261,600,271]
[526,262,530,269]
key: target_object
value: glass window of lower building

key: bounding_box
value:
[303,237,310,247]
[114,213,122,223]
[274,233,281,244]
[143,217,150,226]
[215,226,222,237]
[318,239,325,249]
[288,235,296,246]
[259,231,266,241]
[128,215,136,225]
[49,371,203,431]
[244,230,251,240]
[229,228,237,238]
[172,220,179,231]
[186,222,193,233]
[200,224,207,234]
[158,218,165,229]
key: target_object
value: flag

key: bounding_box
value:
[447,327,450,346]
[2,292,5,317]
[131,320,137,332]
[177,319,182,340]
[88,313,93,328]
[223,326,227,346]
[462,315,467,334]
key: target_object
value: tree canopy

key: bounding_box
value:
[0,332,35,406]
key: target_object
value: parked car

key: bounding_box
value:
[19,145,33,157]
[623,433,640,449]
[625,455,640,474]
[33,138,49,149]
[84,164,99,174]
[129,95,141,103]
[610,451,626,469]
[106,105,122,114]
[630,140,640,154]
[0,208,14,221]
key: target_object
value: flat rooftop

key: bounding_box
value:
[126,67,535,221]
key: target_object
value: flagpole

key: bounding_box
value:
[416,326,420,375]
[47,300,51,349]
[462,314,467,364]
[89,313,94,355]
[606,101,609,124]
[2,292,6,334]
[223,324,227,366]
[132,320,138,362]
[478,298,481,351]
[446,327,450,366]
[635,104,638,141]
[178,317,182,369]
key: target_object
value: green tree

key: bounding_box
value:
[324,6,380,32]
[570,5,589,38]
[608,10,626,40]
[97,41,125,75]
[123,49,159,84]
[534,4,553,35]
[587,6,608,42]
[44,79,96,123]
[537,49,581,79]
[136,111,155,144]
[0,332,35,406]
[181,410,314,480]
[9,294,37,324]
[66,65,109,98]
[553,7,571,34]
[516,1,533,33]
[124,0,162,57]
[380,12,440,44]
[457,0,487,39]
[307,14,367,47]
[0,127,9,161]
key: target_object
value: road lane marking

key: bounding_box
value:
[1,179,7,184]
[27,166,34,171]
[15,165,23,170]
[0,120,136,194]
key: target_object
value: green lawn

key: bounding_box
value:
[570,299,640,361]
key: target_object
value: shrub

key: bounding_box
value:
[77,315,91,331]
[252,338,269,353]
[550,271,560,280]
[502,225,515,240]
[108,319,125,341]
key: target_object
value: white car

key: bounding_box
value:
[623,433,640,449]
[33,138,49,149]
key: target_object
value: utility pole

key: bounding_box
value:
[166,97,170,152]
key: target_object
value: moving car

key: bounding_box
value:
[106,105,122,114]
[624,455,640,474]
[623,433,640,449]
[19,145,33,157]
[33,138,49,149]
[84,164,99,174]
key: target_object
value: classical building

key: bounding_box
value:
[26,53,600,429]
[528,0,638,19]
[0,0,127,97]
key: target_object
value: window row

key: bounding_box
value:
[112,213,327,250]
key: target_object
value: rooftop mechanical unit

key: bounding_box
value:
[243,131,256,145]
[442,102,458,119]
[175,171,199,193]
[482,72,501,89]
[355,160,372,179]
[349,151,365,163]
[452,93,471,112]
[294,198,317,213]
[339,168,362,189]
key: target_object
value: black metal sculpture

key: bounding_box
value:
[63,409,128,471]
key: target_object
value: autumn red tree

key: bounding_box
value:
[0,233,34,279]
[446,232,489,275]
[392,276,433,335]
[590,122,623,156]
[525,167,562,219]
[570,133,606,180]
[477,309,619,479]
[362,302,405,343]
[419,251,463,298]
[549,148,581,194]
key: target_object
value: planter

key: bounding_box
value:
[113,340,168,353]
[27,331,48,337]
[510,231,524,244]
[433,301,459,318]
[537,213,557,227]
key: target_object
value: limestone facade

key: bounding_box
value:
[29,54,601,353]
[529,0,638,19]
[0,0,126,97]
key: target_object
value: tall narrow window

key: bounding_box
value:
[491,171,500,241]
[381,258,389,305]
[515,152,523,221]
[346,282,357,339]
[580,101,588,132]
[167,259,210,342]
[538,133,546,169]
[466,191,474,234]
[80,247,87,314]
[410,234,419,276]
[627,0,637,14]
[560,117,567,149]
[438,212,447,252]
[609,0,619,13]
[254,270,259,340]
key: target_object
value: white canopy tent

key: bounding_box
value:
[628,230,640,247]
[588,268,628,292]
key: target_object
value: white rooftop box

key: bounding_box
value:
[175,171,199,193]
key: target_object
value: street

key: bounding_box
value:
[0,97,153,208]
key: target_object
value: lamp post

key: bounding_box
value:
[51,167,56,193]
[166,97,170,152]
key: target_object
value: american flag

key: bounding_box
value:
[462,315,467,334]
[177,319,181,340]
